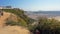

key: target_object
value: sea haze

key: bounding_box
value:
[25,11,60,19]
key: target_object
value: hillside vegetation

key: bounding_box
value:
[29,17,60,34]
[0,8,31,34]
[1,9,60,34]
[0,8,34,26]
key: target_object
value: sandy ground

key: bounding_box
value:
[0,12,30,34]
[0,26,30,34]
[0,12,11,27]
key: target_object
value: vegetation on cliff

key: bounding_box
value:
[0,8,34,26]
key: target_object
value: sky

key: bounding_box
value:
[0,0,60,11]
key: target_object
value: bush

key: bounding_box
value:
[5,20,21,26]
[29,17,60,34]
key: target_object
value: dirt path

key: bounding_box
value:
[0,12,11,27]
[0,26,30,34]
[0,12,30,34]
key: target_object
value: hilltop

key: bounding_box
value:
[0,8,34,34]
[0,8,34,26]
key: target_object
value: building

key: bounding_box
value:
[0,6,12,9]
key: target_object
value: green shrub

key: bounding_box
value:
[5,20,21,26]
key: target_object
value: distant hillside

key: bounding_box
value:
[26,11,60,15]
[25,11,60,20]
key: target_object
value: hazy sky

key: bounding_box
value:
[0,0,60,11]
